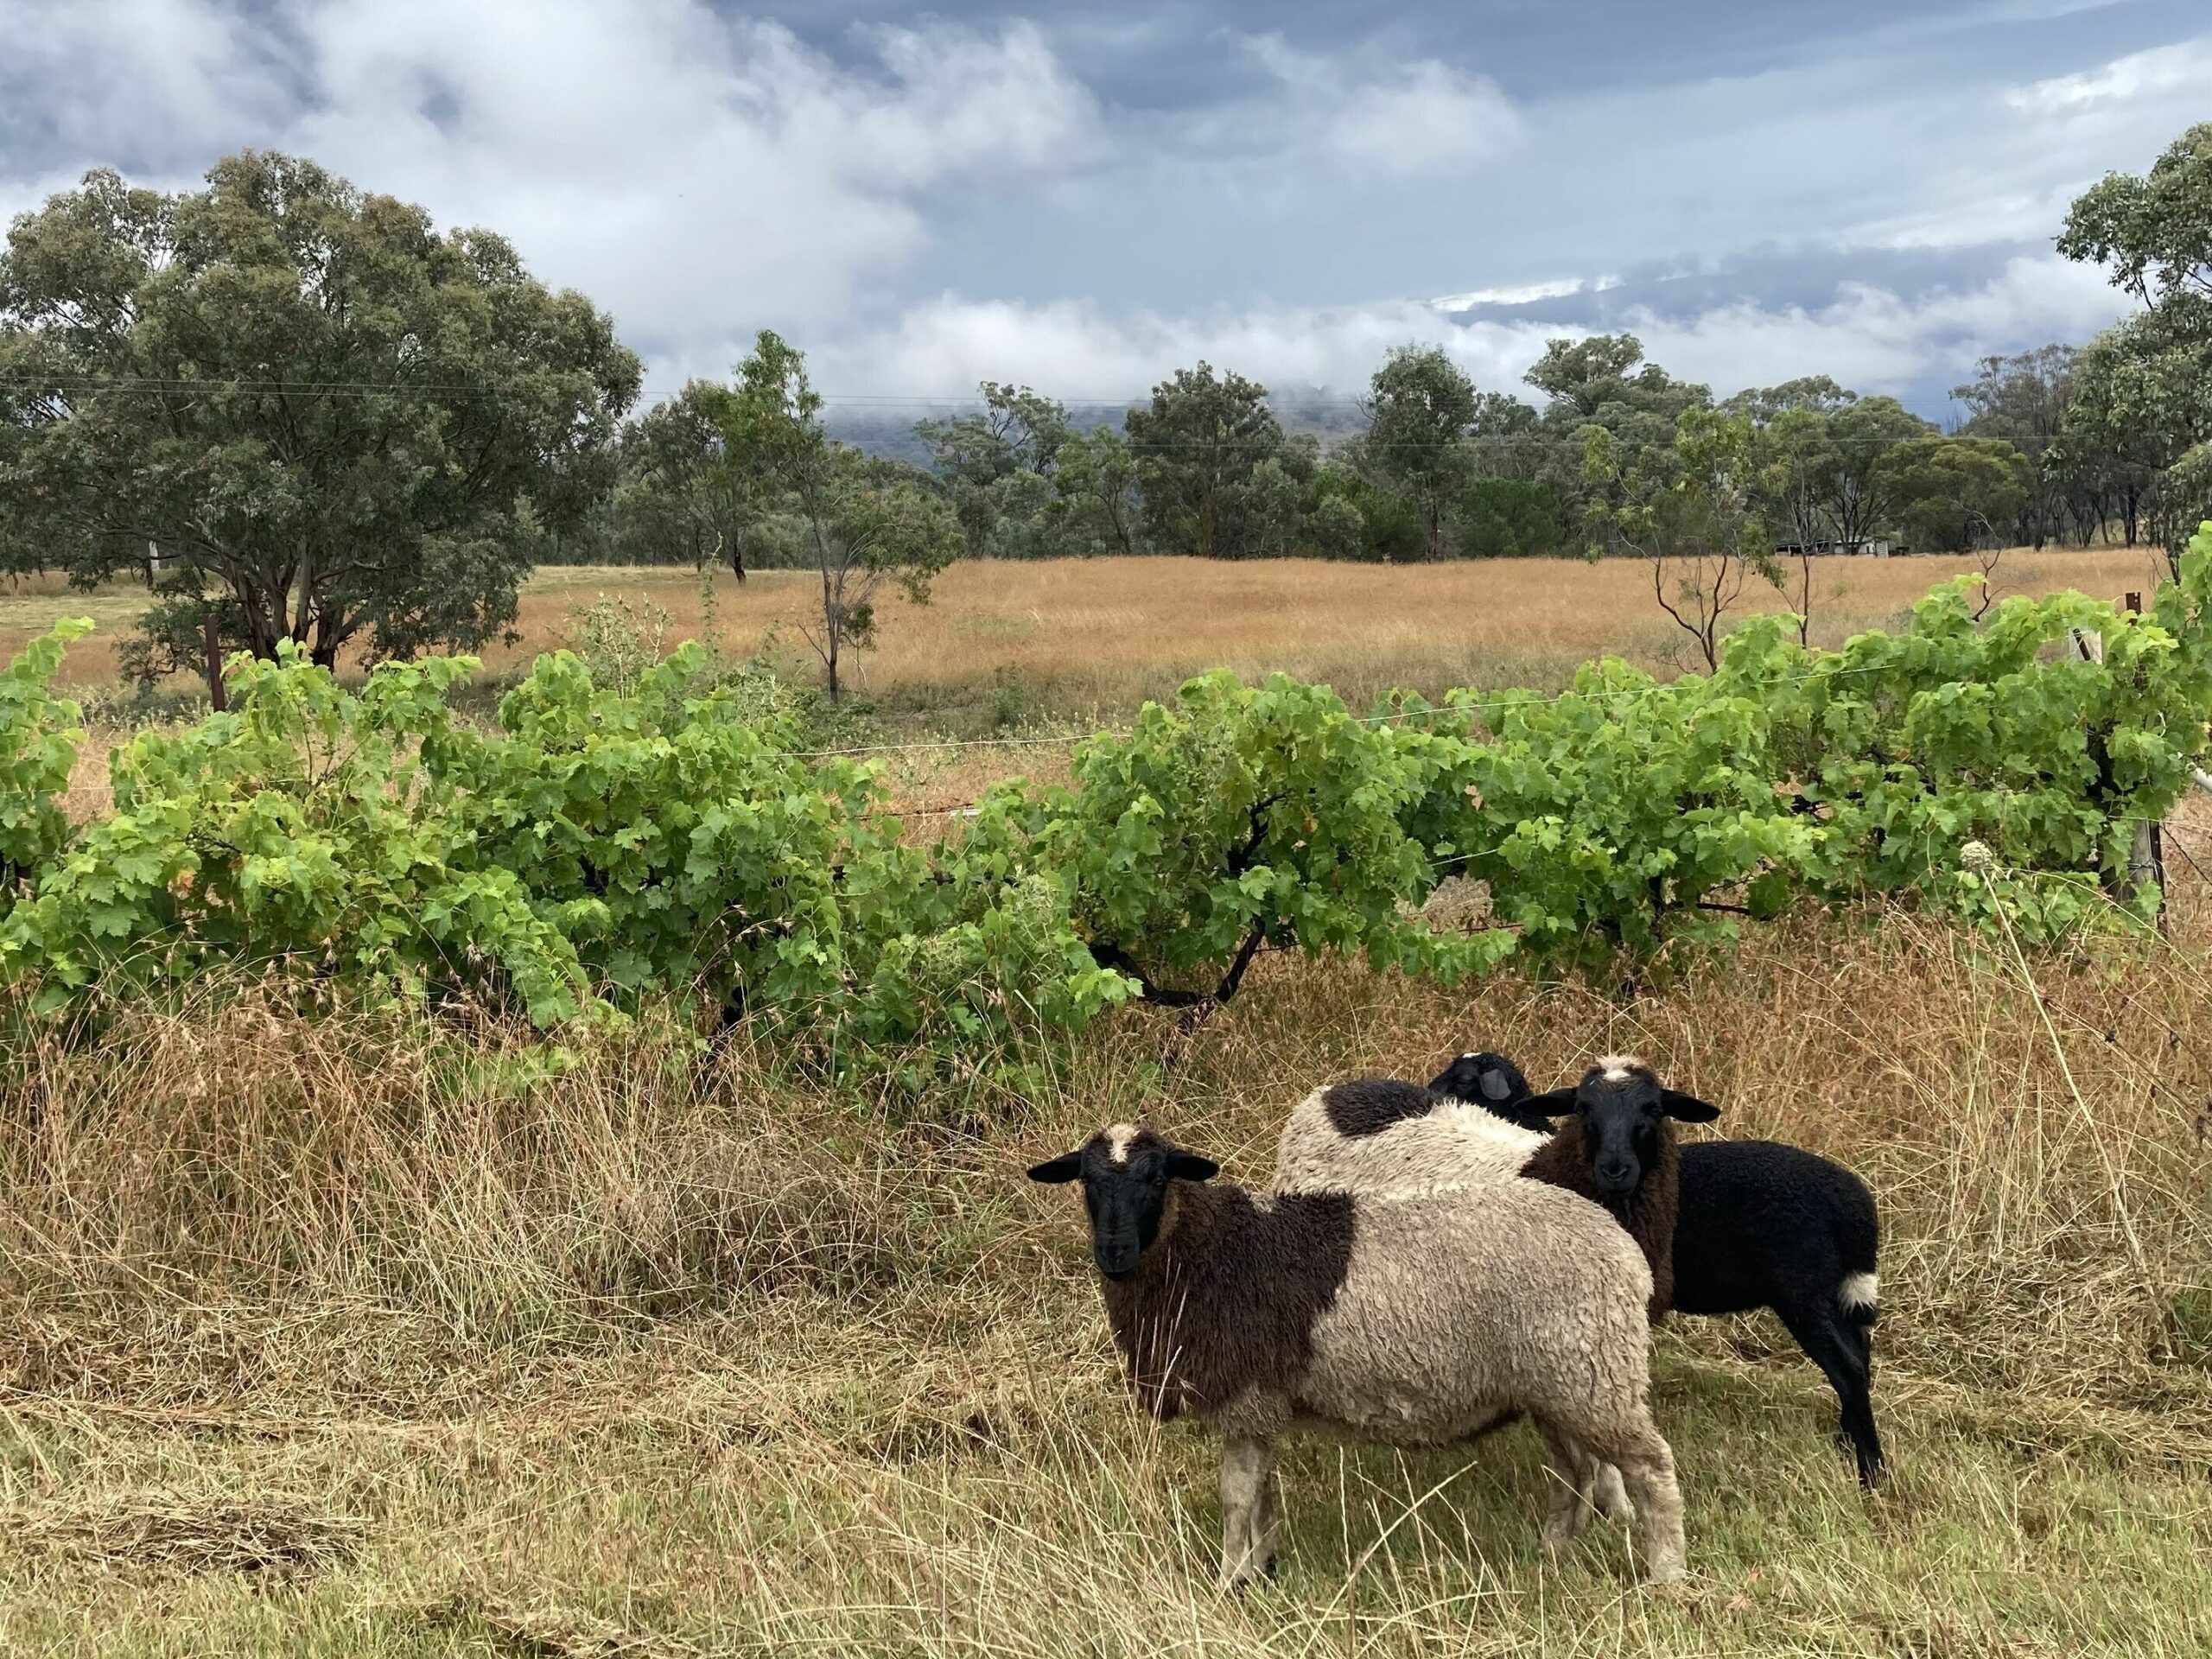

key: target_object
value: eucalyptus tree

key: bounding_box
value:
[613,380,749,576]
[0,152,639,683]
[2058,121,2212,564]
[1363,345,1478,561]
[1124,363,1283,559]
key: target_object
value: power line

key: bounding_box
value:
[0,391,1987,455]
[0,372,1987,444]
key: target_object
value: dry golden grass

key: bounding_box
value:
[513,550,2185,716]
[1,909,2209,1655]
[3,548,2178,710]
[20,547,2178,827]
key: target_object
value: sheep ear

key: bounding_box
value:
[1660,1090,1720,1122]
[1166,1151,1219,1182]
[1478,1067,1515,1102]
[1027,1152,1084,1184]
[1522,1087,1580,1118]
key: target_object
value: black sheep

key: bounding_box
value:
[1430,1052,1887,1489]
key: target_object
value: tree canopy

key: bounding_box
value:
[1124,363,1284,559]
[0,152,639,677]
[1813,396,1937,548]
[611,380,747,576]
[1877,436,2034,554]
[1363,345,1478,562]
[720,331,960,699]
[914,382,1074,556]
[1586,405,1771,669]
[2059,122,2212,559]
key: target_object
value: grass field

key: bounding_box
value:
[12,546,2183,823]
[1,918,2209,1656]
[3,550,2209,1655]
[3,547,2178,715]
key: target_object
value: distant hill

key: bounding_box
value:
[827,385,1370,466]
[824,403,1133,467]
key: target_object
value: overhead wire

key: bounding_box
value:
[0,371,2003,447]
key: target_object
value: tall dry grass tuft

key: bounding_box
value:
[0,987,1033,1410]
[3,910,2205,1421]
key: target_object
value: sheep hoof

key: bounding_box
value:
[1217,1562,1265,1596]
[1541,1512,1586,1550]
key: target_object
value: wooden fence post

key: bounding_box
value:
[203,613,227,713]
[2121,590,2166,920]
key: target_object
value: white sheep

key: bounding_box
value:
[1029,1121,1688,1587]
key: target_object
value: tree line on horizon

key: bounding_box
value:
[598,325,2158,578]
[2,125,2208,695]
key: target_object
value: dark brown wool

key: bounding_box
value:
[1098,1184,1356,1420]
[1520,1119,1680,1321]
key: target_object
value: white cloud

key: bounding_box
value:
[1432,276,1621,311]
[1227,35,1522,178]
[1873,36,2212,255]
[0,3,2189,413]
[1623,255,2127,394]
[804,293,1524,402]
[0,0,1100,351]
[291,3,1100,340]
[799,253,2131,406]
[1325,60,1523,176]
[2004,38,2212,113]
[0,0,290,162]
[855,22,1103,183]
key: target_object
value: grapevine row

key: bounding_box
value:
[3,527,2208,1058]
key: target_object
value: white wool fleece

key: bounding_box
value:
[1271,1086,1547,1199]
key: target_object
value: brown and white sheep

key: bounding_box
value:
[1029,1122,1688,1588]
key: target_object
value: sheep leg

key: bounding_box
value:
[1779,1302,1885,1489]
[1597,1421,1688,1584]
[1535,1423,1596,1551]
[1582,1459,1635,1525]
[1252,1462,1281,1577]
[1542,1439,1634,1548]
[1217,1435,1276,1591]
[1839,1313,1885,1488]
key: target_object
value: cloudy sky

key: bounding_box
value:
[2,0,2205,416]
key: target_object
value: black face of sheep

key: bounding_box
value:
[1028,1124,1221,1279]
[1428,1051,1531,1107]
[1427,1052,1555,1134]
[1525,1058,1719,1201]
